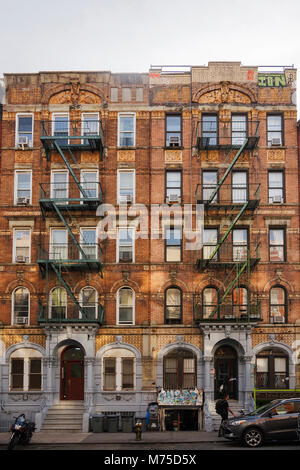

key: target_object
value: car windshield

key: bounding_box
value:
[247,400,281,416]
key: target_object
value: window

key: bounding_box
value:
[103,358,116,390]
[268,171,284,203]
[233,287,248,317]
[165,226,182,262]
[232,228,248,262]
[111,88,118,102]
[81,113,99,144]
[52,113,69,146]
[256,349,288,389]
[136,88,144,102]
[163,349,196,389]
[267,114,283,146]
[50,287,67,320]
[232,171,248,204]
[231,114,247,146]
[122,358,134,389]
[269,228,285,262]
[166,171,181,202]
[12,287,29,325]
[51,171,68,202]
[203,228,218,260]
[16,114,33,147]
[118,227,134,262]
[117,170,135,203]
[10,349,42,391]
[13,229,30,264]
[122,88,132,102]
[270,286,287,323]
[50,229,67,260]
[202,114,218,146]
[118,113,135,147]
[102,349,136,391]
[117,287,134,325]
[15,170,32,204]
[202,287,218,319]
[80,228,97,259]
[80,287,97,320]
[165,287,182,324]
[202,171,218,203]
[80,170,98,200]
[166,114,182,147]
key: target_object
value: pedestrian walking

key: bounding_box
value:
[215,394,236,437]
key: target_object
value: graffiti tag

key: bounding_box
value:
[258,74,287,87]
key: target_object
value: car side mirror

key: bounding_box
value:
[268,411,275,418]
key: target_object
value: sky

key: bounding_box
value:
[0,0,299,111]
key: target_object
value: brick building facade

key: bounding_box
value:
[0,62,299,432]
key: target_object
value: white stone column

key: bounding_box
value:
[85,357,95,407]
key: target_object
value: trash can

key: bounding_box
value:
[121,416,134,433]
[92,415,105,433]
[106,415,119,433]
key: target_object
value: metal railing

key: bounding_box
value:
[195,120,260,150]
[38,242,102,265]
[196,183,260,207]
[194,301,262,323]
[39,182,103,205]
[38,302,104,324]
[41,119,104,141]
[197,240,260,267]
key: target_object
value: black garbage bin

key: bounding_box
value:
[106,415,119,433]
[92,415,105,433]
[121,416,134,432]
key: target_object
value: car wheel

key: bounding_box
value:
[243,428,263,448]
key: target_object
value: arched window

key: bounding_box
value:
[256,349,289,389]
[232,287,248,318]
[270,286,287,323]
[117,287,134,325]
[163,349,196,389]
[202,287,218,319]
[50,287,67,320]
[80,287,97,320]
[12,287,29,325]
[165,287,182,324]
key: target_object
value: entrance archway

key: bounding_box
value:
[60,345,84,400]
[214,345,238,399]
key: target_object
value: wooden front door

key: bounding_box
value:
[214,345,238,400]
[61,346,84,400]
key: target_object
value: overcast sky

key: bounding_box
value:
[0,0,299,111]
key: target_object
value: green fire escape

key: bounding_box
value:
[194,119,261,323]
[38,119,104,325]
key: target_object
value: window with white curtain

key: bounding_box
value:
[270,286,286,323]
[202,287,218,319]
[165,287,182,324]
[269,228,285,262]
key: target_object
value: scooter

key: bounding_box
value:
[7,414,36,450]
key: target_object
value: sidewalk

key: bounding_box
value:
[0,430,220,446]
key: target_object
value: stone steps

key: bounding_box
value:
[41,401,84,433]
[210,401,244,431]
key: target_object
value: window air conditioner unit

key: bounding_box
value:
[272,315,285,323]
[17,197,30,205]
[271,138,282,146]
[16,317,28,324]
[272,195,283,204]
[169,136,181,147]
[167,194,181,203]
[15,255,26,263]
[119,194,133,203]
[18,136,30,148]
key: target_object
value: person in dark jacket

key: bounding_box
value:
[216,394,236,437]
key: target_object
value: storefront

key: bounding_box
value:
[158,389,203,431]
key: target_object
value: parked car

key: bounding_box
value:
[221,398,300,447]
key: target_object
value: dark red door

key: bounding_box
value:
[61,346,84,400]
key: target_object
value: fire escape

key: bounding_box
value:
[194,117,261,323]
[37,118,104,325]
